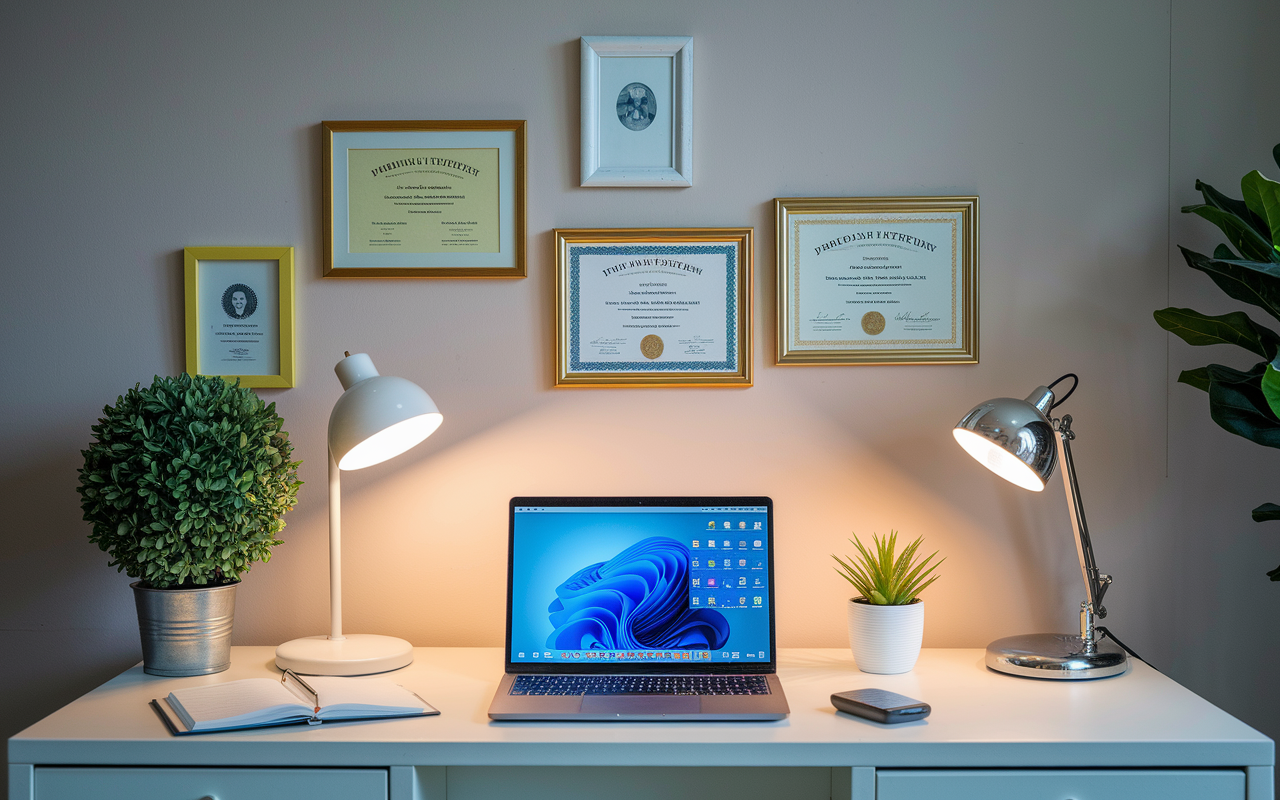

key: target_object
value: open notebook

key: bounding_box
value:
[152,669,438,734]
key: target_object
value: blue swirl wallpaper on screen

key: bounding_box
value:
[547,537,731,650]
[510,507,771,665]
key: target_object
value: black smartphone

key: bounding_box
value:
[831,689,931,724]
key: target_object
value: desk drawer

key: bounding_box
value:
[876,769,1245,800]
[34,767,387,800]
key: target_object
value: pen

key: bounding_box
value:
[283,668,321,714]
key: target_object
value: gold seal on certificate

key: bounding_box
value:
[641,335,664,359]
[775,197,978,365]
[555,228,753,387]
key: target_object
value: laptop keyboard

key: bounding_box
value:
[510,674,771,696]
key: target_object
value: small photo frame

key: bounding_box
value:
[323,120,526,278]
[184,246,296,388]
[775,196,979,365]
[555,227,752,387]
[580,36,693,187]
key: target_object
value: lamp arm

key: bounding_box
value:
[328,449,345,641]
[1054,415,1113,643]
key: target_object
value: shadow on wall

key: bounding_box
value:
[0,452,142,745]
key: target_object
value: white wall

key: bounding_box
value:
[1,0,1276,774]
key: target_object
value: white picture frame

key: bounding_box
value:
[580,36,693,187]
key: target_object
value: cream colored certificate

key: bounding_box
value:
[792,214,960,348]
[347,148,499,254]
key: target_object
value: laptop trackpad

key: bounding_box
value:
[580,695,700,716]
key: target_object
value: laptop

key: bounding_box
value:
[488,497,789,721]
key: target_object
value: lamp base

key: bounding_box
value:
[986,633,1128,680]
[274,634,414,676]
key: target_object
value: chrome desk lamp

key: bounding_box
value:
[953,374,1127,679]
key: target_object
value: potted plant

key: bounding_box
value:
[833,531,942,674]
[77,373,302,675]
[1153,142,1280,580]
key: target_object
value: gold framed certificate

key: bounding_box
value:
[322,120,526,278]
[184,246,295,388]
[555,228,753,387]
[775,196,978,365]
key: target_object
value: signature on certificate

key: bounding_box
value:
[589,336,627,356]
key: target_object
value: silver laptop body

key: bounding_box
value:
[488,497,789,721]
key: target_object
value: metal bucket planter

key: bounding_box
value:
[131,581,238,676]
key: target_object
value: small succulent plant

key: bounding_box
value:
[832,531,943,605]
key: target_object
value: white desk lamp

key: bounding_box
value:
[953,374,1127,680]
[275,352,442,676]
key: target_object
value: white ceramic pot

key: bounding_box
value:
[846,597,924,674]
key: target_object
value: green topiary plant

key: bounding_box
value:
[1154,143,1280,580]
[77,373,302,589]
[832,531,943,605]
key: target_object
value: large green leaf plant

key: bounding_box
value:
[1155,143,1280,580]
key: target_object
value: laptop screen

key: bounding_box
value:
[506,497,775,673]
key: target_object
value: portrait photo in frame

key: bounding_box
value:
[322,120,526,278]
[775,196,978,365]
[555,227,752,387]
[184,246,296,388]
[580,36,692,187]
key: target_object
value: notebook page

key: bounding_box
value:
[307,676,429,720]
[167,679,312,731]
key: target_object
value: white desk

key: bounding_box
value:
[9,647,1274,800]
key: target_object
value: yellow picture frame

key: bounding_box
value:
[184,246,296,388]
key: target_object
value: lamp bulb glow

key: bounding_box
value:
[952,428,1046,492]
[337,412,443,470]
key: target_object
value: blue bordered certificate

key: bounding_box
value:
[555,229,753,386]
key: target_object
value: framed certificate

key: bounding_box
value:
[555,228,752,387]
[184,246,295,388]
[580,36,693,187]
[775,196,978,365]
[322,120,526,278]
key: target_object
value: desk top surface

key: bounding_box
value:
[9,647,1273,768]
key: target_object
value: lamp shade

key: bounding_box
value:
[952,385,1056,492]
[328,353,442,471]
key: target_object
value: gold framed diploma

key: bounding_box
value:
[775,196,978,365]
[184,246,296,388]
[555,228,753,387]
[322,120,526,278]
